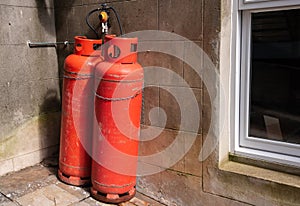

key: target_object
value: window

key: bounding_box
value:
[234,0,300,168]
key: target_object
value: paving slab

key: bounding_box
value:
[16,184,81,206]
[0,161,164,206]
[0,193,18,206]
[0,164,57,200]
[135,193,164,206]
[70,197,116,206]
[55,182,90,200]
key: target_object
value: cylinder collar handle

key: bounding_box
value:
[74,36,103,56]
[104,37,138,63]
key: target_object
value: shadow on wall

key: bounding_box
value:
[35,0,75,97]
[38,89,61,169]
[53,0,76,34]
[34,0,56,37]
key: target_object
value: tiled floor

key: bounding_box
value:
[0,157,164,206]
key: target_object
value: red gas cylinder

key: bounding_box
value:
[58,36,103,186]
[91,37,143,203]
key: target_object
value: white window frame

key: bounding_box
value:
[239,0,300,10]
[232,0,300,167]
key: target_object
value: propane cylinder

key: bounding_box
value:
[58,36,103,186]
[91,37,143,203]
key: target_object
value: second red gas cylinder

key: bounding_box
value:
[58,36,103,186]
[91,37,143,203]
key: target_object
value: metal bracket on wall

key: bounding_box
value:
[27,40,74,48]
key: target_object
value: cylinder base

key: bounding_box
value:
[58,169,90,186]
[90,186,136,204]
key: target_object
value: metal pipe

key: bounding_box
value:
[27,40,74,48]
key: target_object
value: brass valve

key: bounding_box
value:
[99,11,108,23]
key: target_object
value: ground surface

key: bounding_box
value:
[0,157,164,206]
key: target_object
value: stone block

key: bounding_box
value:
[139,127,184,172]
[54,0,82,8]
[139,127,203,176]
[184,175,249,206]
[203,0,220,67]
[82,0,109,6]
[159,0,203,41]
[138,61,161,87]
[139,169,248,206]
[152,170,202,206]
[141,86,159,126]
[137,172,162,201]
[158,86,180,130]
[26,47,59,80]
[0,85,12,137]
[184,62,203,89]
[0,45,32,85]
[203,152,300,206]
[183,41,203,89]
[0,0,54,8]
[181,175,202,206]
[108,0,158,35]
[0,113,60,163]
[0,117,37,161]
[54,7,69,42]
[138,41,185,87]
[184,133,202,176]
[0,6,56,45]
[0,159,14,177]
[0,45,58,88]
[202,193,250,206]
[0,44,59,141]
[13,146,58,172]
[38,113,61,147]
[158,169,188,206]
[79,0,158,38]
[158,87,202,133]
[0,52,59,105]
[7,81,37,120]
[6,78,60,121]
[66,6,89,40]
[202,86,212,137]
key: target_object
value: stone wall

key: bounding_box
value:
[0,0,60,176]
[54,0,300,205]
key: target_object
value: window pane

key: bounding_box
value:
[249,9,300,144]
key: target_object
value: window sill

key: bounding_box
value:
[219,157,300,189]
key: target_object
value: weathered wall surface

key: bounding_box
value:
[0,0,60,176]
[54,0,300,206]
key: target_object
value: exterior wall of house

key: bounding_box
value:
[5,0,295,205]
[0,0,60,176]
[1,0,299,204]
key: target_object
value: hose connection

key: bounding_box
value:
[86,3,123,40]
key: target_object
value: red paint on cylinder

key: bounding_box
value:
[91,37,143,203]
[58,36,103,186]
